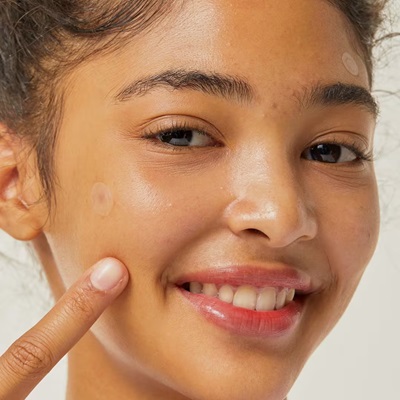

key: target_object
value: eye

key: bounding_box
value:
[156,128,215,147]
[302,143,360,163]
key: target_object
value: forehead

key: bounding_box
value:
[68,0,369,106]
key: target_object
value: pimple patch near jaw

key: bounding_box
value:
[91,182,114,217]
[342,52,359,76]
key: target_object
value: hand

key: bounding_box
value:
[0,258,129,400]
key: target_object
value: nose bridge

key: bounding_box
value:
[225,147,317,247]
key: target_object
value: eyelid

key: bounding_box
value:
[303,139,374,164]
[140,116,224,148]
[308,129,373,154]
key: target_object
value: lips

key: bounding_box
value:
[175,266,313,337]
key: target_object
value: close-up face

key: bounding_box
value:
[8,0,381,399]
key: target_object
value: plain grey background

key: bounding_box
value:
[0,2,399,399]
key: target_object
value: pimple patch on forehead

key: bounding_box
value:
[91,182,114,217]
[342,52,359,76]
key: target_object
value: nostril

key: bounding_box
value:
[246,228,269,238]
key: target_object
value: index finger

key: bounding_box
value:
[0,258,129,400]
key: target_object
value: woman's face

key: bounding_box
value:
[37,0,379,399]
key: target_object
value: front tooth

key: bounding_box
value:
[285,288,295,305]
[275,289,287,310]
[219,285,234,303]
[256,287,276,311]
[233,285,257,310]
[189,282,202,294]
[203,283,218,297]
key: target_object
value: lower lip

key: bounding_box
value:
[178,287,303,337]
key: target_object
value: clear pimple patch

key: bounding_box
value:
[342,52,359,76]
[91,182,114,217]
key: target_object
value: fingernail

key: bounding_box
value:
[90,258,125,291]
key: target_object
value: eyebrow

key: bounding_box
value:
[114,69,254,103]
[302,82,378,117]
[113,69,378,117]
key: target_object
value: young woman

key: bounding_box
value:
[0,1,391,399]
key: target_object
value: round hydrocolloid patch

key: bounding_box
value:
[342,52,359,77]
[91,182,114,217]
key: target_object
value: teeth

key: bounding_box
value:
[186,282,296,311]
[219,285,234,303]
[189,282,202,294]
[233,285,257,310]
[285,288,295,305]
[256,287,276,311]
[203,283,218,297]
[275,289,287,310]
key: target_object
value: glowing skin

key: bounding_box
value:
[342,52,360,76]
[91,182,114,217]
[10,1,379,399]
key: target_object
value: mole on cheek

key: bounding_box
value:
[91,182,114,217]
[342,52,359,76]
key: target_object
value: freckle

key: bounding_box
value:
[342,52,359,76]
[91,182,114,217]
[272,102,278,109]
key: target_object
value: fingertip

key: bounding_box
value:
[90,257,129,292]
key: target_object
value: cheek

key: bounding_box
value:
[111,168,225,269]
[47,141,228,292]
[91,182,114,217]
[296,179,379,354]
[319,182,380,292]
[72,162,229,283]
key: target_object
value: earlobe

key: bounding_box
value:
[0,126,47,240]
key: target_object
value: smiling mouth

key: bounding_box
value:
[181,282,296,312]
[175,266,312,337]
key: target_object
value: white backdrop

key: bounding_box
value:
[0,3,399,399]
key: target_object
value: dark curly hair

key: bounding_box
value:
[0,0,391,216]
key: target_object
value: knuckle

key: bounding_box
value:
[63,285,96,319]
[4,335,54,380]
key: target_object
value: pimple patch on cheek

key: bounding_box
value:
[342,52,359,76]
[91,182,114,217]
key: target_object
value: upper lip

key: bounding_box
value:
[174,265,316,294]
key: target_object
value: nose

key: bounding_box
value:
[223,154,317,248]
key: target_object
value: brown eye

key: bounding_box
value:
[157,129,215,147]
[302,143,358,163]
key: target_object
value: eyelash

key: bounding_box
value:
[141,120,220,152]
[307,137,374,163]
[141,121,374,162]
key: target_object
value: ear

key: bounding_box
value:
[0,124,49,240]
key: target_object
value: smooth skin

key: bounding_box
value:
[0,1,380,399]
